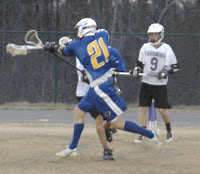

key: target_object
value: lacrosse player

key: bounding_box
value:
[76,46,124,145]
[76,57,115,160]
[130,23,180,143]
[44,18,161,160]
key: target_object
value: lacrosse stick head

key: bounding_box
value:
[6,43,28,57]
[24,30,43,47]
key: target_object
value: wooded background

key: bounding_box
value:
[0,0,200,106]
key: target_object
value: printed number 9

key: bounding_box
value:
[150,57,158,71]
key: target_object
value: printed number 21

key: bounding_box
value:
[87,37,109,69]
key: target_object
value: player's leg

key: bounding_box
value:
[158,108,173,142]
[95,114,109,149]
[79,94,114,160]
[95,114,114,160]
[78,96,112,143]
[153,85,173,142]
[110,117,161,151]
[89,108,114,160]
[111,117,153,139]
[134,106,148,142]
[135,83,152,143]
[93,82,161,151]
[139,106,148,127]
[56,106,85,157]
[103,121,116,142]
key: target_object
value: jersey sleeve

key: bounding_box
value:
[64,41,76,56]
[109,47,126,72]
[96,29,109,43]
[165,45,177,66]
[138,45,145,64]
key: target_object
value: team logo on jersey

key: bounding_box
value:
[104,111,111,118]
[145,51,165,58]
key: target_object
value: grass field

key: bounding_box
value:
[0,123,200,174]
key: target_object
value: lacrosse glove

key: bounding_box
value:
[130,67,141,78]
[44,42,58,53]
[81,70,90,84]
[108,76,122,95]
[158,68,168,79]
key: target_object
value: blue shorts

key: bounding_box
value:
[78,80,127,122]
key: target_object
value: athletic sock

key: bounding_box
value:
[166,122,172,132]
[124,121,154,139]
[69,123,84,149]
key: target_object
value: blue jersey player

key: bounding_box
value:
[44,18,162,160]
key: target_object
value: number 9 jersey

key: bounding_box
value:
[63,29,112,82]
[138,43,178,85]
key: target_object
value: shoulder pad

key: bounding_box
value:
[96,29,109,35]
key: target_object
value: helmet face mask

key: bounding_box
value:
[148,33,161,44]
[75,18,97,39]
[147,23,164,46]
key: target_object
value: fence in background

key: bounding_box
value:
[0,30,200,106]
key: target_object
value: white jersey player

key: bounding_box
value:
[76,58,90,97]
[131,23,179,143]
[139,42,178,85]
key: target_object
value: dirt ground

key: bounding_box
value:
[0,123,200,174]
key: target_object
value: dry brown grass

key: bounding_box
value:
[0,123,199,174]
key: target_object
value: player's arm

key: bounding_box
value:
[109,47,126,72]
[158,45,180,79]
[158,63,180,79]
[43,36,75,56]
[130,60,144,78]
[130,46,145,78]
[114,53,126,72]
[166,63,180,74]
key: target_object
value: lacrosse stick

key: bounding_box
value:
[24,29,44,47]
[6,30,44,57]
[148,99,160,136]
[6,43,43,57]
[24,31,82,72]
[6,30,82,73]
[112,71,159,77]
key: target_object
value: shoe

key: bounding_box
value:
[105,130,113,142]
[56,146,78,157]
[104,149,114,160]
[152,130,162,152]
[166,131,174,142]
[134,135,144,143]
[110,128,117,134]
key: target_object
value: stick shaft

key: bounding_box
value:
[24,45,43,50]
[113,71,158,77]
[53,53,82,72]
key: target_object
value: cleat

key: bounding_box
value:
[56,146,78,158]
[166,131,174,142]
[103,149,114,160]
[110,128,117,134]
[152,130,162,152]
[134,135,144,143]
[105,129,113,142]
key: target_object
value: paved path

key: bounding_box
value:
[0,109,199,126]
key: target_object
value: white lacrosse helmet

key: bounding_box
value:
[74,18,97,39]
[147,23,164,45]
